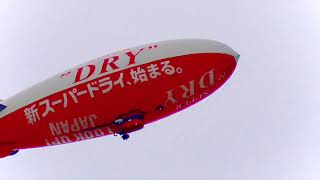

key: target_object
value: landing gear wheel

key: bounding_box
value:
[121,134,130,140]
[10,150,19,156]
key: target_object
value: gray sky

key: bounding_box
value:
[0,0,319,179]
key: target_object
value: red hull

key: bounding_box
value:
[0,53,236,150]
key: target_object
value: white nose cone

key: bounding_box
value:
[234,53,240,62]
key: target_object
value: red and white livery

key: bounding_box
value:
[0,39,239,158]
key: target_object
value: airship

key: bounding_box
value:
[0,39,239,158]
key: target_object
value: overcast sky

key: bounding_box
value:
[0,0,320,180]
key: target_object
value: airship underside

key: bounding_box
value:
[0,39,239,158]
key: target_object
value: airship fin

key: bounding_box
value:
[0,104,7,112]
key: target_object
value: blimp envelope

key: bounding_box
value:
[0,39,239,158]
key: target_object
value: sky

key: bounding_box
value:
[0,0,320,180]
